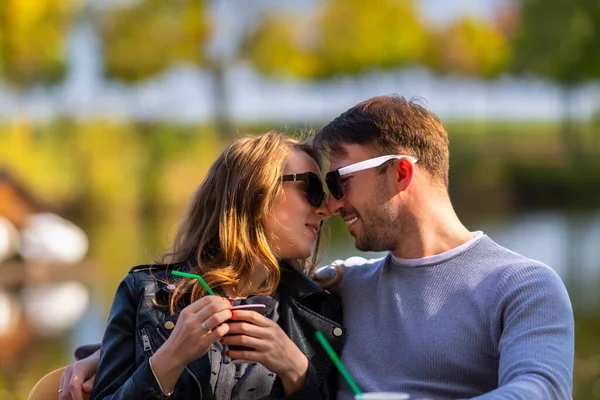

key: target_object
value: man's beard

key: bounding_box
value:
[353,176,401,252]
[354,206,399,252]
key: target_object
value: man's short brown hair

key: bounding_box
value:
[314,95,450,188]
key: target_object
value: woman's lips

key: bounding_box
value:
[306,224,319,239]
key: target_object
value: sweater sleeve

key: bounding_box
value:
[471,263,574,400]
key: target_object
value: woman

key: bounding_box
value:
[89,133,344,400]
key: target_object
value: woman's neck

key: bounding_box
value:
[222,262,270,299]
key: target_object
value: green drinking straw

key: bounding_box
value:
[315,330,363,396]
[171,270,216,296]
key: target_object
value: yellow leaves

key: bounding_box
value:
[0,0,82,86]
[0,121,77,201]
[7,0,79,27]
[246,0,429,80]
[246,0,514,81]
[429,18,510,78]
[245,16,319,79]
[103,0,210,82]
[316,0,428,76]
[73,121,145,218]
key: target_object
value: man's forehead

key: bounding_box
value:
[327,143,379,171]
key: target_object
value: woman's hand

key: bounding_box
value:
[150,296,232,393]
[59,348,100,400]
[222,310,309,395]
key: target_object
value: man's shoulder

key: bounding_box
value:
[479,237,557,276]
[476,238,568,300]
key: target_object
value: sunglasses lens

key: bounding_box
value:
[325,172,343,200]
[306,173,325,207]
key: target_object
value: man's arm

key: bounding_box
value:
[74,344,101,361]
[60,347,101,400]
[473,264,574,400]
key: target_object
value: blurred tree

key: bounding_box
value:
[245,0,429,80]
[424,16,511,130]
[101,0,209,82]
[511,0,600,154]
[96,0,214,220]
[427,17,510,79]
[0,0,80,88]
[246,16,319,79]
[98,0,241,139]
[511,0,600,312]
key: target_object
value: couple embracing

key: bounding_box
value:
[62,95,573,400]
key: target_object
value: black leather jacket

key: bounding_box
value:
[91,262,345,400]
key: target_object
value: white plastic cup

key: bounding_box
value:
[355,393,410,400]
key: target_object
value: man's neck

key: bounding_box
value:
[390,192,472,260]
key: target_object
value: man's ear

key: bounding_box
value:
[395,158,415,192]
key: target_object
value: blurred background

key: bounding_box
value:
[1,0,599,398]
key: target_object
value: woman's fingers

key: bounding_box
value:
[207,323,230,341]
[200,309,233,332]
[176,297,232,337]
[185,295,231,314]
[222,333,265,352]
[228,310,272,328]
[187,297,232,327]
[162,320,230,366]
[226,320,266,338]
[227,347,263,364]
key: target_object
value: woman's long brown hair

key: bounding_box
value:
[161,132,337,314]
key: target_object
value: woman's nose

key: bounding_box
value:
[316,196,331,219]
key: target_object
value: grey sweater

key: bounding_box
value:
[331,234,573,400]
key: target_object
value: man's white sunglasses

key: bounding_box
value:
[326,155,418,200]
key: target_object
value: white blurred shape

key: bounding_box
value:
[22,281,89,335]
[19,213,88,264]
[0,289,22,336]
[0,216,20,263]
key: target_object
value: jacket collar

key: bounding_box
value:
[144,260,331,303]
[278,261,331,301]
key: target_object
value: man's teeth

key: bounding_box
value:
[345,217,359,225]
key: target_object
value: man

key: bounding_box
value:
[61,95,574,400]
[314,95,573,399]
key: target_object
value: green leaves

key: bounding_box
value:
[511,0,600,83]
[0,0,81,87]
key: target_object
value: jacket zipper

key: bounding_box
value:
[141,328,154,354]
[155,328,203,400]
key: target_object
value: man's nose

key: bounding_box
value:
[316,197,330,219]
